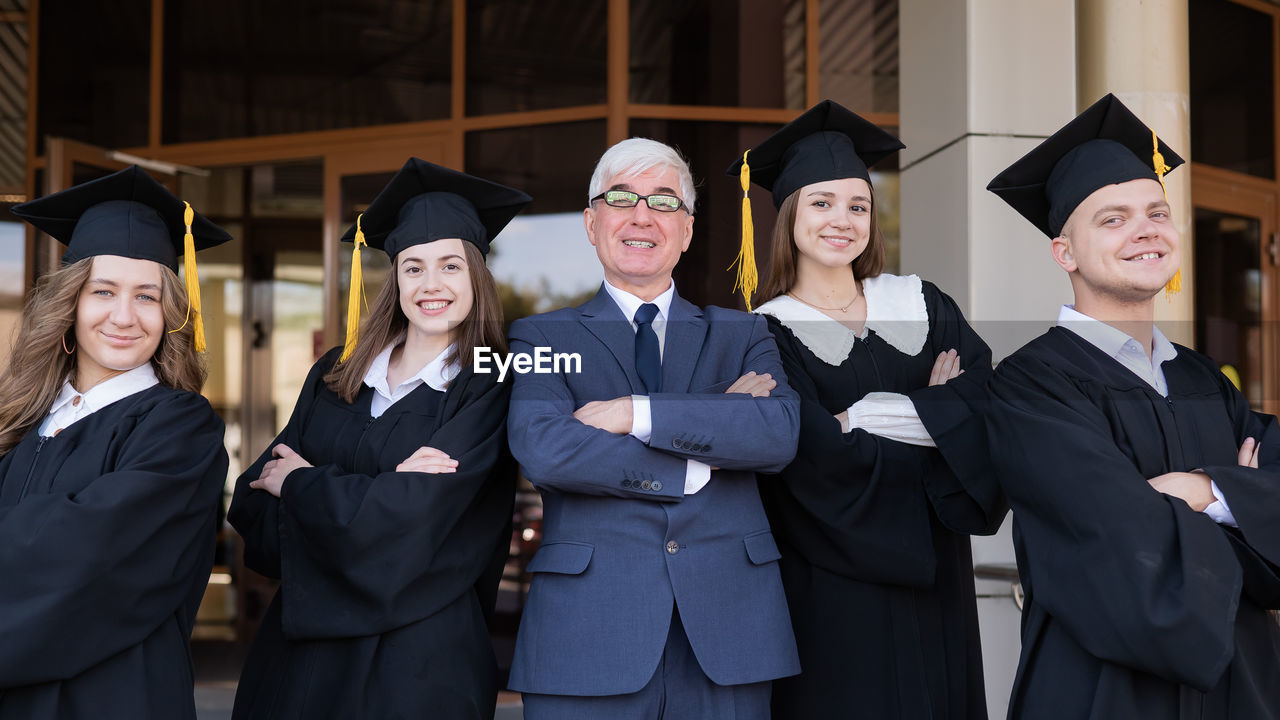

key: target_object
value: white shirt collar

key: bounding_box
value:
[1057,305,1178,393]
[1057,305,1177,362]
[40,363,159,436]
[363,340,460,397]
[603,279,676,327]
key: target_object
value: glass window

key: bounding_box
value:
[0,217,23,373]
[1194,208,1264,408]
[163,0,451,143]
[819,0,899,114]
[466,121,606,319]
[0,12,27,191]
[630,0,805,109]
[37,0,149,152]
[466,0,606,115]
[1190,0,1274,179]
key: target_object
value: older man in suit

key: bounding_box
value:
[506,138,801,719]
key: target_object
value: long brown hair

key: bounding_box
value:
[758,181,885,304]
[324,241,506,403]
[0,257,207,456]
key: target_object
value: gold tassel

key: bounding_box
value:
[168,201,206,352]
[1152,129,1180,298]
[340,214,367,362]
[729,150,759,311]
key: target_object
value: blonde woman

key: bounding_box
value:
[0,166,230,719]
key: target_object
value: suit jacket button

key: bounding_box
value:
[641,480,652,490]
[703,444,712,453]
[672,439,681,449]
[651,480,663,492]
[666,540,679,554]
[622,479,632,488]
[691,443,702,452]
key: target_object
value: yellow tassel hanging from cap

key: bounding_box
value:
[340,214,367,362]
[1151,129,1181,299]
[729,150,759,311]
[168,202,206,352]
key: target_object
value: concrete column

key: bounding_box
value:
[1077,0,1194,343]
[899,2,1077,715]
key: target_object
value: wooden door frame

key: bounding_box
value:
[1192,162,1280,412]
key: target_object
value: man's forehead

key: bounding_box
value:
[606,166,682,190]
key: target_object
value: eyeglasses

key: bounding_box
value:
[590,189,688,214]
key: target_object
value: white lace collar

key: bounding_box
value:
[754,273,929,366]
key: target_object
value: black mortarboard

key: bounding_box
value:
[10,164,231,272]
[339,157,531,259]
[723,100,903,311]
[726,99,905,209]
[986,93,1184,238]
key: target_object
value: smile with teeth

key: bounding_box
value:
[1126,252,1162,261]
[419,300,451,310]
[623,240,655,249]
[821,235,852,247]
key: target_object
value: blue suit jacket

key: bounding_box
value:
[506,286,802,696]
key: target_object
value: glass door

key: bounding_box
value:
[1192,165,1280,413]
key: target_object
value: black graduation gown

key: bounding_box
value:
[0,385,228,720]
[228,347,515,720]
[759,280,1007,719]
[987,327,1280,719]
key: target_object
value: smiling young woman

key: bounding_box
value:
[0,165,230,720]
[729,101,1007,720]
[227,157,528,720]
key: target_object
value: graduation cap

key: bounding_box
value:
[724,100,905,310]
[986,93,1185,293]
[10,164,231,351]
[337,157,531,360]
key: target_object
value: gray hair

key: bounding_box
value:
[587,137,697,214]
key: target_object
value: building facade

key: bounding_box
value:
[3,0,1277,714]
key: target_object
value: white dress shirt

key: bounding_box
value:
[602,280,711,494]
[363,341,460,419]
[1057,305,1236,526]
[39,363,160,437]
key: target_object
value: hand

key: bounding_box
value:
[1238,437,1259,468]
[250,444,313,498]
[725,371,776,397]
[1147,471,1216,512]
[574,396,634,434]
[397,446,458,474]
[834,410,851,433]
[928,349,963,386]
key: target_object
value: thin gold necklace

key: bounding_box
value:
[788,289,860,313]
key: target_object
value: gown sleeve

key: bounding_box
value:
[273,366,514,639]
[1194,357,1280,608]
[906,282,1007,535]
[987,351,1243,690]
[0,392,227,687]
[227,348,339,580]
[765,314,939,588]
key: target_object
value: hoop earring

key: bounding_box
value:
[62,333,75,355]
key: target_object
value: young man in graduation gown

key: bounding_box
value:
[505,137,801,719]
[986,93,1280,718]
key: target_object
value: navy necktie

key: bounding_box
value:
[634,303,661,393]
